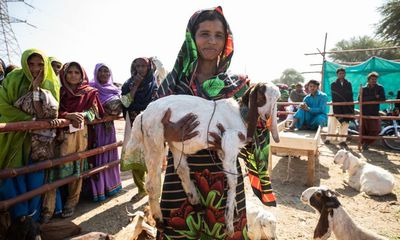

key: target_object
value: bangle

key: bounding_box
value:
[33,91,40,101]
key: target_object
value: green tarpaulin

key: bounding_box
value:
[322,57,400,110]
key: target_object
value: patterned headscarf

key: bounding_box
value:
[156,6,247,100]
[59,62,104,117]
[90,63,121,105]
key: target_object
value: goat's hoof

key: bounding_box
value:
[225,224,235,237]
[187,192,200,205]
[154,217,164,231]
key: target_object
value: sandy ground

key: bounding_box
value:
[70,120,400,239]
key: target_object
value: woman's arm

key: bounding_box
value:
[0,80,32,121]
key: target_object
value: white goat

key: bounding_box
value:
[124,83,281,236]
[246,199,277,240]
[301,186,388,240]
[333,149,395,196]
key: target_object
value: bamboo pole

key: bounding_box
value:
[0,159,120,211]
[0,115,122,133]
[305,46,400,56]
[321,33,327,90]
[0,141,123,179]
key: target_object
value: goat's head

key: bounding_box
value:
[257,210,277,240]
[301,187,341,240]
[333,149,351,171]
[241,82,281,143]
[6,215,41,240]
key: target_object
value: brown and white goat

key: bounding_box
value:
[301,186,388,240]
[124,82,281,236]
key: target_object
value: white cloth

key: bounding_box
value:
[326,106,349,143]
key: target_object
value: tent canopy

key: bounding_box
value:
[323,57,400,110]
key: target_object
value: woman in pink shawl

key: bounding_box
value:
[88,63,122,201]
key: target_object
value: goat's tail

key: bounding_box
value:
[124,114,144,158]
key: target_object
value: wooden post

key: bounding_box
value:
[358,84,364,150]
[307,150,315,187]
[321,33,328,90]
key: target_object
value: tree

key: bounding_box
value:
[376,0,400,45]
[273,68,304,86]
[328,35,400,63]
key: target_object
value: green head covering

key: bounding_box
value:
[49,56,62,65]
[0,48,60,168]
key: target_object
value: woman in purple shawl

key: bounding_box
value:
[88,63,122,201]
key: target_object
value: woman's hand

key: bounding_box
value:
[49,119,62,128]
[161,108,199,142]
[130,74,144,97]
[32,69,44,90]
[65,112,84,128]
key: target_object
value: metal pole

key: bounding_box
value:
[0,141,123,179]
[358,84,364,150]
[0,159,120,211]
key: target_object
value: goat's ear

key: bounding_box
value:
[256,84,267,107]
[314,207,332,239]
[343,156,350,170]
[246,84,260,140]
[240,84,255,107]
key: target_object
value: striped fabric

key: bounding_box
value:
[239,119,277,206]
[158,150,247,239]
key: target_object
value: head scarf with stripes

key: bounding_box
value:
[156,6,248,100]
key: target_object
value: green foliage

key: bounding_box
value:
[376,0,400,45]
[273,68,304,86]
[329,35,400,62]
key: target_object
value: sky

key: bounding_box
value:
[5,0,383,84]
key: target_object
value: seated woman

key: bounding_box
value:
[0,49,60,222]
[287,80,328,131]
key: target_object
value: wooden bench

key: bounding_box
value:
[269,120,321,186]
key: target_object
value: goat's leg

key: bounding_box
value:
[223,153,238,237]
[144,146,165,223]
[170,147,200,205]
[221,131,241,237]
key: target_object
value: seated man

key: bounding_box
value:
[287,80,328,131]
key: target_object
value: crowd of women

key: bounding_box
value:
[0,6,280,239]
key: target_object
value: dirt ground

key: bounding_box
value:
[70,120,400,239]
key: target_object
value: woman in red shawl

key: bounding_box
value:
[41,62,104,222]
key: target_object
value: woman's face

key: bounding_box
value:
[195,19,225,62]
[97,66,111,84]
[65,65,82,86]
[133,59,148,77]
[28,55,44,79]
[51,61,62,76]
